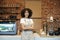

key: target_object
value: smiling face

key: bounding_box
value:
[25,10,29,18]
[21,8,32,18]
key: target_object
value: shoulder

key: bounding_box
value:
[20,18,24,19]
[20,18,25,23]
[29,18,33,21]
[20,18,25,22]
[20,18,25,20]
[29,18,34,23]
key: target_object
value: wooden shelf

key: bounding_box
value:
[0,0,24,35]
[0,6,20,8]
[0,19,20,20]
[0,4,20,8]
[0,13,20,15]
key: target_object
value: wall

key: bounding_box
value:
[25,0,60,34]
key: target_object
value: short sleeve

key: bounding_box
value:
[20,18,24,24]
[30,19,34,24]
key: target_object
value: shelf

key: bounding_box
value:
[0,6,19,8]
[0,19,20,20]
[0,13,20,15]
[0,5,20,8]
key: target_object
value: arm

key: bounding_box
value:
[20,18,34,30]
[21,23,24,30]
[30,19,34,29]
[26,19,34,30]
[27,24,34,30]
[21,23,28,30]
[21,23,33,30]
[20,18,27,30]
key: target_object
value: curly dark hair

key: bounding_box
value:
[21,8,33,18]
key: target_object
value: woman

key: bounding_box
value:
[20,8,34,40]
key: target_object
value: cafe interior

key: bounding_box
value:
[0,0,60,40]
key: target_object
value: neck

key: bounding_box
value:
[24,17,28,19]
[25,17,28,18]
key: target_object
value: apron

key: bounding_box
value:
[21,30,34,40]
[21,18,34,40]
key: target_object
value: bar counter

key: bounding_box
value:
[0,33,60,40]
